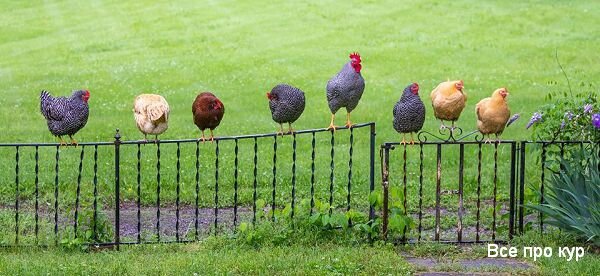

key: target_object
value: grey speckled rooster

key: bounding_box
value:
[40,89,90,146]
[326,52,365,130]
[393,83,425,144]
[267,84,306,134]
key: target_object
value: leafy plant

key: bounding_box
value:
[526,69,598,142]
[526,146,600,245]
[60,206,114,251]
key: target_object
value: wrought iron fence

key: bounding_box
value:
[0,122,376,249]
[380,128,598,244]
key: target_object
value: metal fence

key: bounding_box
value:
[2,122,597,248]
[380,128,598,244]
[0,122,376,249]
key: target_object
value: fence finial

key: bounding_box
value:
[114,128,121,142]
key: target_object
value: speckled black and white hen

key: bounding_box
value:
[393,83,425,144]
[326,52,365,130]
[40,89,90,146]
[267,84,306,134]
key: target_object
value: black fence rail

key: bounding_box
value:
[380,129,598,244]
[0,122,376,249]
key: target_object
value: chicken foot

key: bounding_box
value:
[58,136,68,147]
[400,133,417,145]
[276,123,285,136]
[345,113,353,128]
[68,135,78,147]
[209,129,216,143]
[287,123,295,134]
[327,114,336,132]
[198,130,207,143]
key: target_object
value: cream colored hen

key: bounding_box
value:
[430,80,467,130]
[476,88,510,143]
[133,94,170,141]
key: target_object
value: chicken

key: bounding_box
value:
[192,92,225,142]
[40,89,90,146]
[476,87,511,143]
[326,52,365,130]
[133,94,170,142]
[393,83,425,145]
[430,80,467,130]
[267,84,306,135]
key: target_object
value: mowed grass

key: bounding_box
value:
[0,239,412,275]
[0,0,599,244]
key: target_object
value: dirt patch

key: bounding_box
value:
[407,256,533,275]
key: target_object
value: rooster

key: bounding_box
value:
[267,84,306,135]
[393,83,425,145]
[476,87,511,143]
[192,92,225,142]
[326,52,365,131]
[40,89,90,146]
[430,80,467,130]
[133,94,170,142]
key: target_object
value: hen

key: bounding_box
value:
[40,89,90,146]
[192,92,225,142]
[430,80,467,130]
[393,83,425,144]
[326,52,365,130]
[476,88,511,143]
[267,84,306,135]
[133,94,170,142]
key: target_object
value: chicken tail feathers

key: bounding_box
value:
[40,90,53,119]
[147,102,169,122]
[506,113,521,127]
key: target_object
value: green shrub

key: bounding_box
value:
[527,146,600,245]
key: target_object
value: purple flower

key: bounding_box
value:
[592,113,600,129]
[526,112,542,129]
[584,104,593,114]
[506,113,520,127]
[560,120,566,129]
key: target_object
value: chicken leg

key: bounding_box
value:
[439,120,447,130]
[58,136,68,147]
[327,114,336,132]
[209,129,215,143]
[410,132,416,145]
[198,130,206,143]
[345,113,353,128]
[400,133,407,145]
[288,123,295,134]
[276,123,285,136]
[69,135,78,147]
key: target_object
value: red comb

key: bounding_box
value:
[349,52,361,61]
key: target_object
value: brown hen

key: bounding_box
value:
[430,80,467,130]
[192,92,225,142]
[476,88,510,143]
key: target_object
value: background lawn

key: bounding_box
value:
[0,0,598,259]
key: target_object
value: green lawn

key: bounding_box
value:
[0,0,599,273]
[0,239,411,275]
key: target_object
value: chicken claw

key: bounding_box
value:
[69,135,78,147]
[58,136,68,147]
[197,130,207,143]
[345,113,353,129]
[327,114,336,132]
[209,129,216,143]
[287,123,295,134]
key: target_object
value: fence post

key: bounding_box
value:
[114,129,121,250]
[509,142,517,239]
[381,144,391,241]
[369,123,376,221]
